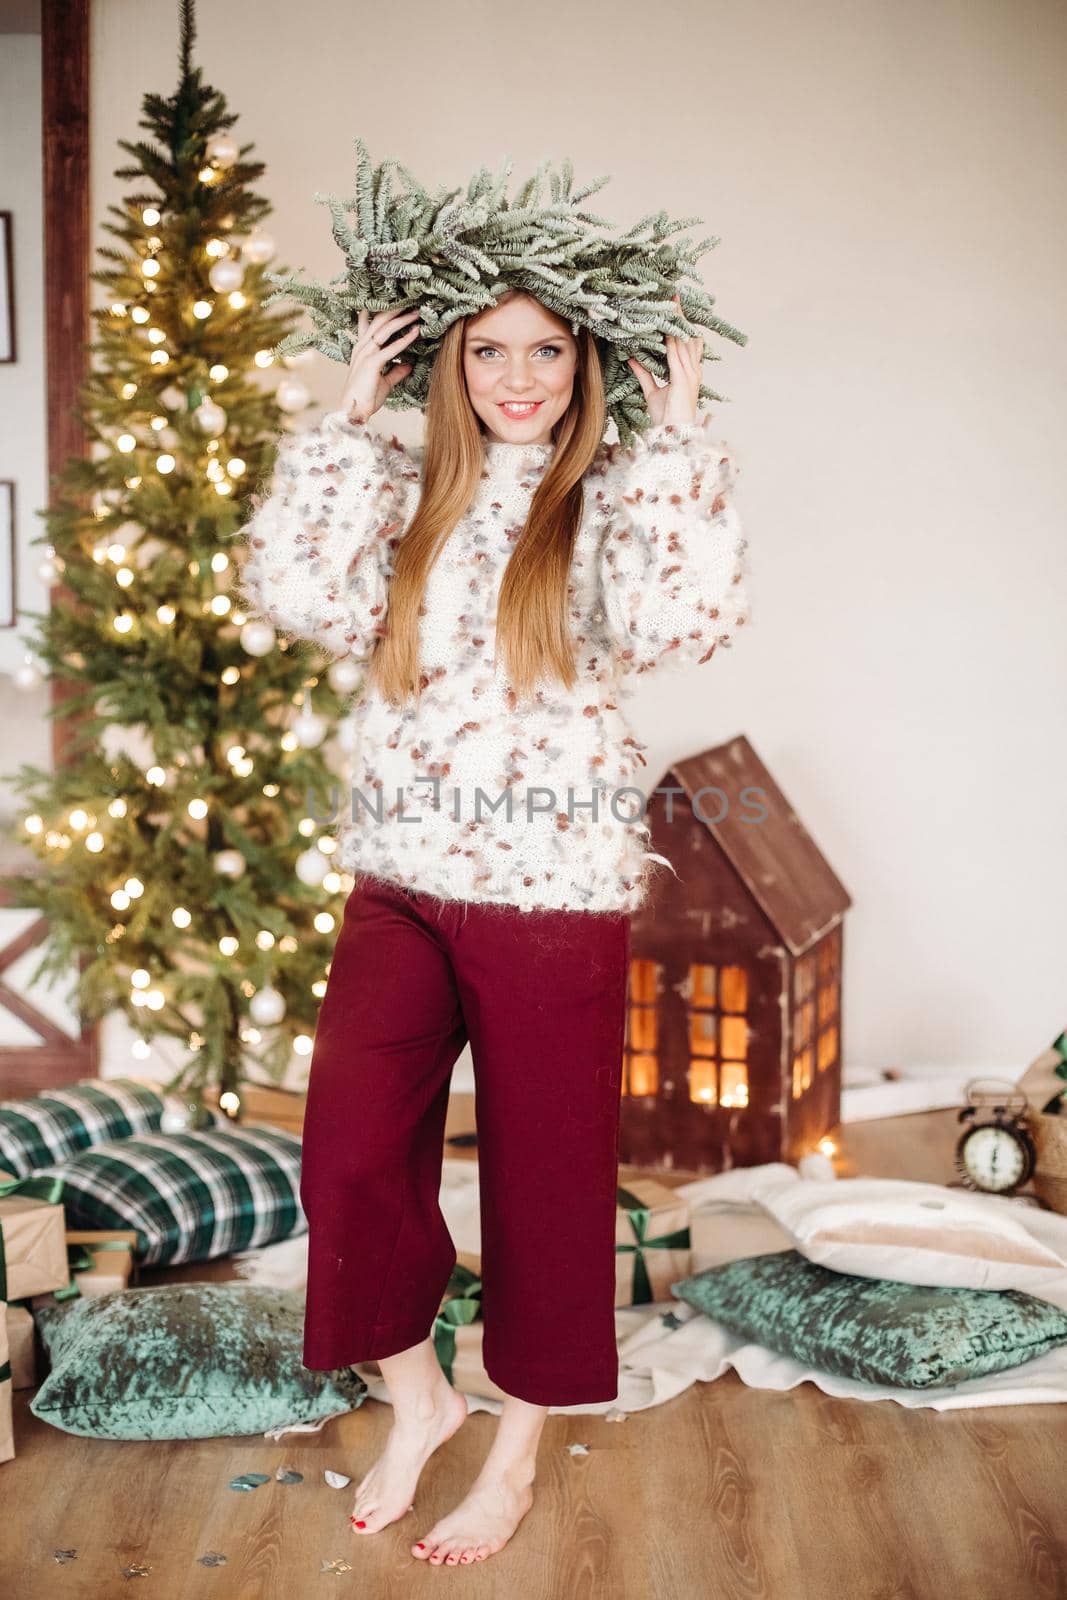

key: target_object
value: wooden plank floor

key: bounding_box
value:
[3,1106,1066,1599]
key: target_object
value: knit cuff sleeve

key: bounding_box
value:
[237,413,415,660]
[596,412,751,677]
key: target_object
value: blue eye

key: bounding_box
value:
[474,345,562,360]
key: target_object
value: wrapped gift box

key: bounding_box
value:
[614,1179,691,1305]
[0,1170,69,1301]
[29,1228,141,1313]
[5,1305,35,1390]
[429,1260,509,1403]
[63,1230,139,1298]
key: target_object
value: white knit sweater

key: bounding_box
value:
[239,409,750,915]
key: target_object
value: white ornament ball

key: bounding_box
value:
[335,719,362,754]
[275,377,311,414]
[14,660,43,691]
[293,708,329,749]
[208,257,244,294]
[249,984,286,1026]
[213,848,246,879]
[160,385,184,410]
[240,620,276,657]
[37,557,60,584]
[194,398,227,437]
[295,847,329,887]
[327,656,363,695]
[206,132,239,169]
[160,1097,198,1133]
[242,231,275,265]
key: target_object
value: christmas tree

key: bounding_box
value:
[5,0,356,1116]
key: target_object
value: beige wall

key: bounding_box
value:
[8,0,1067,1079]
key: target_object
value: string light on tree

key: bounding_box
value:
[205,131,239,169]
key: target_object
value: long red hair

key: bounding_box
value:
[368,291,607,707]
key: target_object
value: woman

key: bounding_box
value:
[240,289,749,1566]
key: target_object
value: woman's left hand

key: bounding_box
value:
[626,295,703,426]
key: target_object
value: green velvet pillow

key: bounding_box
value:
[670,1249,1067,1389]
[30,1284,367,1439]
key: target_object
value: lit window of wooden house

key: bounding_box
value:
[791,927,841,1096]
[686,962,749,1108]
[623,957,660,1097]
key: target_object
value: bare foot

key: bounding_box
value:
[350,1382,469,1535]
[411,1461,536,1565]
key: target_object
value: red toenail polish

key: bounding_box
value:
[416,1542,425,1548]
[354,1520,365,1529]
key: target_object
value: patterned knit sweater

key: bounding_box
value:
[239,409,750,915]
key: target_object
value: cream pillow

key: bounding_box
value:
[756,1176,1067,1292]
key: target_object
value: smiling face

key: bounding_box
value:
[463,293,578,445]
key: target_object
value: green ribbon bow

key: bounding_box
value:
[1052,1030,1067,1087]
[614,1184,691,1306]
[432,1263,483,1386]
[54,1238,135,1303]
[0,1171,67,1314]
[0,1172,66,1205]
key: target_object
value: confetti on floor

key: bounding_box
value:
[52,1550,77,1564]
[324,1470,351,1489]
[320,1557,354,1575]
[566,1442,590,1456]
[229,1472,271,1492]
[198,1553,228,1567]
[276,1468,304,1484]
[604,1408,628,1422]
[121,1564,152,1579]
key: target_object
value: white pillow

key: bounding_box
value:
[757,1176,1067,1292]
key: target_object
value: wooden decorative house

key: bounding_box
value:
[621,733,852,1173]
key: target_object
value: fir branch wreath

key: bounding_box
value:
[264,137,747,446]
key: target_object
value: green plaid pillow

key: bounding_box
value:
[34,1124,306,1267]
[0,1077,221,1179]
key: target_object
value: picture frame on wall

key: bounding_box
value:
[0,481,14,628]
[0,212,13,363]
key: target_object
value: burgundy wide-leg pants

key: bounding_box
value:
[299,872,631,1407]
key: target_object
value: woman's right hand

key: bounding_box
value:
[339,306,422,423]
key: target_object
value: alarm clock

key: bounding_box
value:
[954,1078,1037,1196]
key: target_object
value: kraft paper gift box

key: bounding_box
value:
[614,1179,692,1306]
[0,1171,69,1301]
[63,1231,139,1298]
[5,1305,35,1390]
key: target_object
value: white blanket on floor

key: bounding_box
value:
[233,1159,1067,1416]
